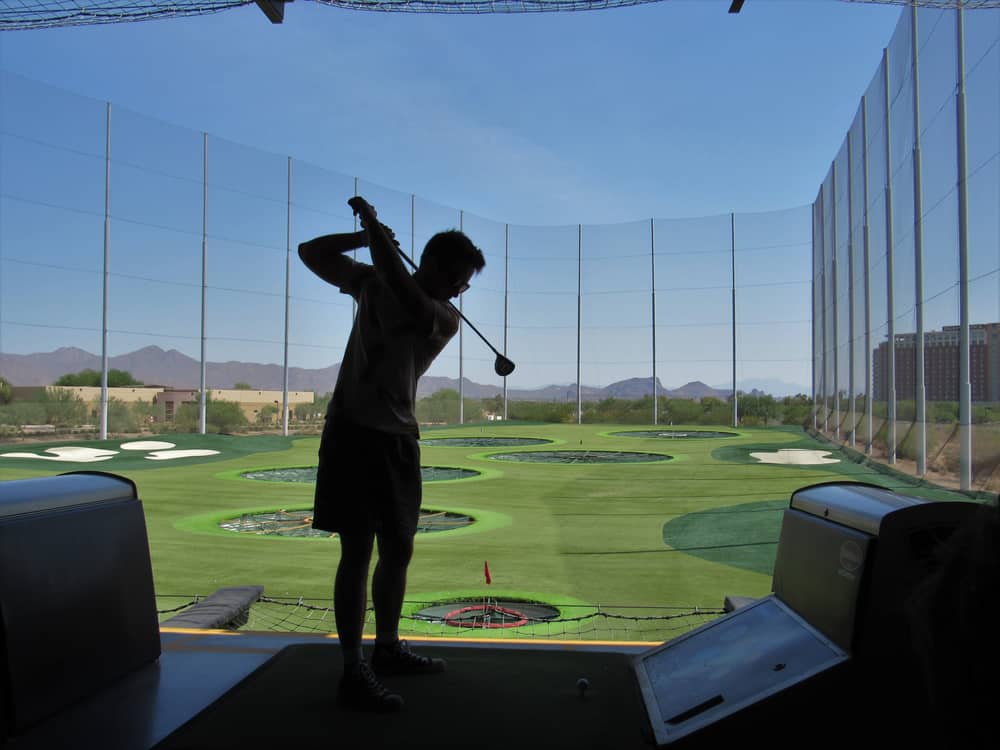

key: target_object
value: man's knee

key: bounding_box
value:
[338,532,374,570]
[377,534,414,568]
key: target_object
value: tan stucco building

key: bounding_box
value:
[11,386,315,423]
[11,385,165,403]
[158,389,314,422]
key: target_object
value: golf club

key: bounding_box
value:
[390,237,515,378]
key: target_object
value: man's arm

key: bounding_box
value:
[297,230,369,287]
[348,197,437,331]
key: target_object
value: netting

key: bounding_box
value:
[840,1,1000,7]
[415,598,561,628]
[159,594,726,641]
[0,0,250,29]
[239,466,479,481]
[418,437,551,447]
[313,0,663,12]
[218,507,473,536]
[325,0,1000,10]
[609,430,737,439]
[488,450,670,463]
[4,0,999,32]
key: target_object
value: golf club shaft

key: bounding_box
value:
[389,238,506,360]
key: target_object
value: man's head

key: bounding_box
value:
[418,230,486,301]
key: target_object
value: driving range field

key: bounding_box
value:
[0,424,970,641]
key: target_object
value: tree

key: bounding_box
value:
[462,398,485,422]
[294,402,316,421]
[0,400,45,427]
[781,394,813,425]
[129,399,161,427]
[739,393,778,426]
[699,397,732,425]
[0,376,11,405]
[417,389,460,424]
[483,394,504,415]
[314,392,332,416]
[233,382,252,390]
[257,403,279,424]
[506,400,574,423]
[108,369,143,387]
[174,394,248,434]
[660,397,701,425]
[37,388,87,426]
[54,368,143,387]
[207,400,249,433]
[107,398,140,433]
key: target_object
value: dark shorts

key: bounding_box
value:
[311,417,422,539]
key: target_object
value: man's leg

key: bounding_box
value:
[371,531,414,647]
[335,529,403,712]
[371,532,445,675]
[334,529,375,667]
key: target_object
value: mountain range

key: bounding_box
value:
[0,346,806,400]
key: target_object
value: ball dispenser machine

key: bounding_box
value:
[633,481,978,746]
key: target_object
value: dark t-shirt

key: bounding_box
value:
[327,261,458,435]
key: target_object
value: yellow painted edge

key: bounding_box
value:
[160,627,657,648]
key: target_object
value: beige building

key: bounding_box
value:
[158,389,314,422]
[11,385,165,403]
[11,385,315,423]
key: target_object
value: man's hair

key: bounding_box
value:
[420,230,486,274]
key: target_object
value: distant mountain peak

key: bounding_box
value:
[0,346,802,398]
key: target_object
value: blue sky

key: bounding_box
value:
[0,1,903,224]
[0,1,911,393]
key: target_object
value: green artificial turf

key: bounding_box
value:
[0,433,294,471]
[0,424,973,639]
[661,499,787,576]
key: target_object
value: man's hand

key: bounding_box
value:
[348,196,377,226]
[349,197,403,255]
[379,222,400,250]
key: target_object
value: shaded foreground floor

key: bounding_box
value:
[8,629,654,750]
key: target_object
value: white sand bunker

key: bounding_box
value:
[120,440,176,451]
[145,449,220,461]
[750,449,840,465]
[1,441,219,463]
[0,447,119,462]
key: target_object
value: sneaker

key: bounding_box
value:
[337,663,404,712]
[371,639,446,676]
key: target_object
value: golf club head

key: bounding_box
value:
[494,355,516,377]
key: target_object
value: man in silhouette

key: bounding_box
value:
[299,196,485,711]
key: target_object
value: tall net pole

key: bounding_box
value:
[200,134,209,435]
[100,102,111,440]
[911,4,927,476]
[459,210,465,425]
[956,0,971,489]
[576,224,582,425]
[282,157,292,437]
[731,212,737,428]
[650,218,657,426]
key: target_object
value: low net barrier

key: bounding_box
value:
[158,595,725,642]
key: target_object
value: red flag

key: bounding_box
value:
[484,560,492,585]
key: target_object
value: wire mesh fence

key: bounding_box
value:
[0,67,813,435]
[812,3,1000,494]
[157,594,726,642]
[2,3,999,497]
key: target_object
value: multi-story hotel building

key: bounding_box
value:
[872,323,1000,402]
